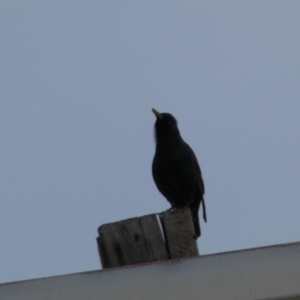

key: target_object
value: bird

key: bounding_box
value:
[151,108,207,238]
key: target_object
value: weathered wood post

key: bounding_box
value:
[97,207,199,269]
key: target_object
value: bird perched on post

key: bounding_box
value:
[152,108,207,238]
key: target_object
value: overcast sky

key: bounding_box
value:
[1,1,300,284]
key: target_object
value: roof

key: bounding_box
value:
[1,242,300,300]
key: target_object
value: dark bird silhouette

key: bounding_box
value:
[151,108,207,238]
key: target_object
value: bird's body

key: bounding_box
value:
[152,109,206,238]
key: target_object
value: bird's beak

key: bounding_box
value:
[152,108,163,119]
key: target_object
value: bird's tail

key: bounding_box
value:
[202,198,207,223]
[191,209,201,238]
[190,201,201,238]
[190,198,207,238]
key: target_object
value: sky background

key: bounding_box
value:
[1,1,300,284]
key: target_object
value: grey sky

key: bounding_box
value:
[1,2,300,283]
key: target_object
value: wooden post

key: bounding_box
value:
[97,207,199,269]
[97,214,168,269]
[160,208,199,259]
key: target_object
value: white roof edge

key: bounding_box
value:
[1,242,300,300]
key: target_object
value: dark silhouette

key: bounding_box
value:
[152,108,207,238]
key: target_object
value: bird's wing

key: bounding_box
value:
[183,143,205,195]
[183,143,207,222]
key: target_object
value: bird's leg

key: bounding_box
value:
[175,200,193,209]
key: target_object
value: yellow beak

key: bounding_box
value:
[152,108,163,119]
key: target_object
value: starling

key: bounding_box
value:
[152,108,207,238]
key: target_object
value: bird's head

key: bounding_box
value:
[152,108,181,142]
